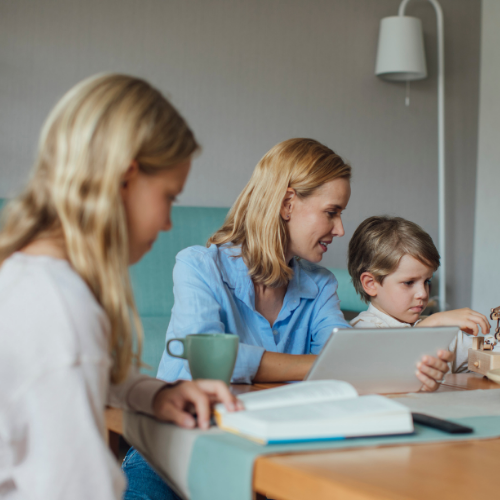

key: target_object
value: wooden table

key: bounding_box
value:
[105,406,123,456]
[105,374,500,499]
[251,374,500,500]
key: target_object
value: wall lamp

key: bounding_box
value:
[375,0,446,311]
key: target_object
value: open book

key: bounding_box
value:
[214,380,413,444]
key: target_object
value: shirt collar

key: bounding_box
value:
[274,259,318,321]
[367,303,421,328]
[218,245,250,289]
[218,245,255,310]
[217,245,318,313]
[286,259,318,300]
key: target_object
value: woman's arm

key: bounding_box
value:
[253,352,316,382]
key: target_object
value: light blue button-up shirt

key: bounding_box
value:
[157,244,350,384]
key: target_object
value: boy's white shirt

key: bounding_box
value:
[350,303,423,329]
[350,303,484,373]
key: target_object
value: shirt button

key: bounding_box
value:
[272,330,279,335]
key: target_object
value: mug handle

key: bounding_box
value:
[166,338,187,359]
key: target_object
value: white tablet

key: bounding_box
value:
[305,327,460,394]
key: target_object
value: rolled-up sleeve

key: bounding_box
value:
[160,252,264,383]
[169,255,226,335]
[231,343,265,383]
[108,366,168,416]
[309,276,351,354]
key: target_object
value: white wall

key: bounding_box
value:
[472,0,500,316]
[0,0,481,308]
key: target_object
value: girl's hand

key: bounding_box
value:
[152,380,244,430]
[418,308,490,336]
[416,349,454,392]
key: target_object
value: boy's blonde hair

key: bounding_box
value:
[348,216,440,303]
[0,74,199,384]
[209,138,351,287]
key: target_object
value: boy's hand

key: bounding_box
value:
[152,380,244,430]
[418,308,490,336]
[416,349,453,392]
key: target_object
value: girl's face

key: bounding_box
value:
[370,255,433,324]
[121,160,191,264]
[284,178,351,263]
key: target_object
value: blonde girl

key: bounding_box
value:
[0,74,239,499]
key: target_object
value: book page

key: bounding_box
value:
[220,395,412,442]
[216,380,358,415]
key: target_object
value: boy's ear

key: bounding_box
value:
[360,272,378,298]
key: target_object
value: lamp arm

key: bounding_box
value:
[398,0,446,311]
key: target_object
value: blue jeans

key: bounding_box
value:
[122,448,182,500]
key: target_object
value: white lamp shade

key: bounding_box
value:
[375,16,427,81]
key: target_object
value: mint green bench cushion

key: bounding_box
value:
[129,206,229,316]
[140,317,172,376]
[327,268,366,314]
[130,206,229,374]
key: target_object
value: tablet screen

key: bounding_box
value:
[306,327,460,394]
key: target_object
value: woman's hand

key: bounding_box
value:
[416,349,454,392]
[152,380,243,430]
[418,308,490,336]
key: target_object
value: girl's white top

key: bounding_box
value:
[0,253,167,499]
[350,303,487,373]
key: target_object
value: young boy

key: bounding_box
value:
[348,216,492,373]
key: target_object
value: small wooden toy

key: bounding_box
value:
[471,336,484,350]
[468,305,500,375]
[491,306,500,341]
[483,335,497,350]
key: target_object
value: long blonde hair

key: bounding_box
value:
[0,74,199,383]
[209,138,351,287]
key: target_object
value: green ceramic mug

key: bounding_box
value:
[166,333,239,385]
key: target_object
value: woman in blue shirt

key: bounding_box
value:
[159,138,353,383]
[159,242,348,384]
[123,138,452,500]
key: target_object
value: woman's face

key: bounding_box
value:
[121,160,191,264]
[284,178,351,263]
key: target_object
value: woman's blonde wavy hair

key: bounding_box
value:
[0,74,199,384]
[209,138,351,287]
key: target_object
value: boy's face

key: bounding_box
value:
[370,255,434,325]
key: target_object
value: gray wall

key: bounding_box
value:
[0,0,481,308]
[472,0,500,317]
